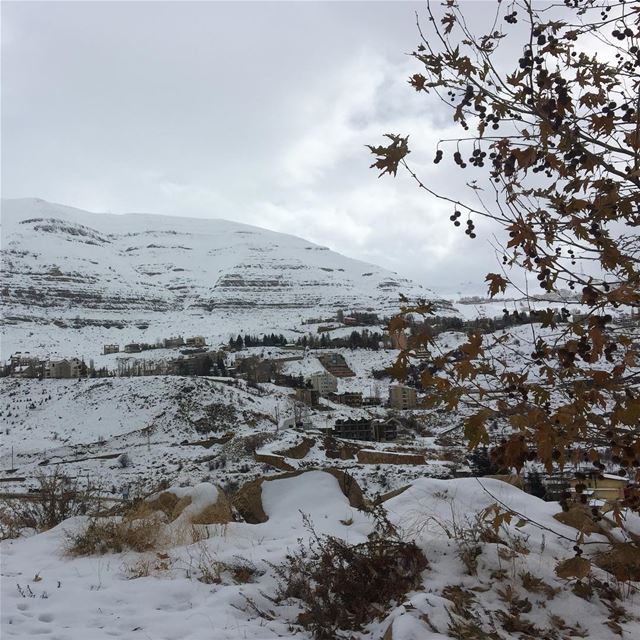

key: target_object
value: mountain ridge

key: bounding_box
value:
[1,198,445,356]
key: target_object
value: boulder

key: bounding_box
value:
[232,468,366,524]
[146,483,232,525]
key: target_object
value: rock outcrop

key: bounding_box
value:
[232,468,365,524]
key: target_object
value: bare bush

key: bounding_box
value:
[271,517,428,639]
[0,469,101,539]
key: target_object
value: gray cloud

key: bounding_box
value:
[2,1,503,295]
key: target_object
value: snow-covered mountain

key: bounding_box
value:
[1,198,441,356]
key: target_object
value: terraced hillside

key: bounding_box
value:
[1,198,445,356]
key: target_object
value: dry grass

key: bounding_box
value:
[228,557,261,584]
[66,514,162,556]
[124,552,173,579]
[194,545,223,584]
[519,571,558,599]
[187,544,261,585]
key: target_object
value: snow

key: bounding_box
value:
[3,198,640,638]
[0,471,370,640]
[0,371,454,500]
[261,471,361,531]
[2,474,638,639]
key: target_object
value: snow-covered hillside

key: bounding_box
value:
[1,198,444,357]
[0,365,456,500]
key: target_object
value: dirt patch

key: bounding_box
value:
[146,491,180,519]
[173,496,193,520]
[190,491,233,525]
[147,486,232,524]
[357,450,425,465]
[275,437,315,459]
[485,474,525,489]
[324,468,366,511]
[233,478,267,524]
[254,452,295,472]
[375,485,411,505]
[324,437,359,460]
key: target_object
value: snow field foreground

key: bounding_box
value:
[2,474,639,640]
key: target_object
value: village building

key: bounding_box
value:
[10,362,39,378]
[389,384,418,410]
[282,415,314,430]
[103,344,119,355]
[163,336,185,349]
[7,353,42,378]
[124,343,142,353]
[373,418,399,442]
[333,418,375,441]
[332,417,399,442]
[328,391,363,407]
[185,336,206,347]
[171,353,213,376]
[571,472,628,504]
[6,353,42,378]
[307,371,338,396]
[44,357,83,379]
[273,372,305,389]
[235,356,277,383]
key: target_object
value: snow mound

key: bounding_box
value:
[262,471,352,523]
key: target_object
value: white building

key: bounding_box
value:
[389,384,417,410]
[307,371,338,396]
[44,357,82,379]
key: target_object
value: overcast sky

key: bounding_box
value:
[2,1,503,294]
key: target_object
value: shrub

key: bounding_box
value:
[272,520,428,639]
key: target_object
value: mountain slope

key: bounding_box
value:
[1,198,441,355]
